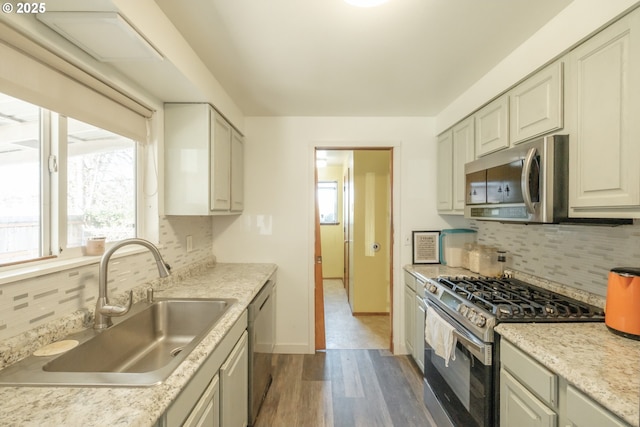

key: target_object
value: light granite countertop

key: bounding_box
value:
[497,323,640,426]
[0,262,277,427]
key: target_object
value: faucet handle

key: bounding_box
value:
[98,290,133,317]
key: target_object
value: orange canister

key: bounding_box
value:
[605,267,640,340]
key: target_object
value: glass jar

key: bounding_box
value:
[479,247,500,277]
[468,244,482,273]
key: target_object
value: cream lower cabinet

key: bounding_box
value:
[183,374,220,427]
[566,8,640,218]
[501,369,556,427]
[500,338,630,427]
[220,331,249,427]
[413,293,425,373]
[165,103,244,215]
[404,272,416,356]
[160,312,248,427]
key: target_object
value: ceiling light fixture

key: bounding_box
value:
[344,0,389,8]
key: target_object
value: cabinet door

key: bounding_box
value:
[220,331,248,427]
[476,95,509,157]
[210,111,232,211]
[183,374,220,427]
[413,295,425,373]
[230,130,244,212]
[164,103,211,215]
[510,61,563,144]
[567,9,640,214]
[436,130,453,212]
[404,285,415,356]
[500,369,557,427]
[452,117,475,211]
[565,385,627,427]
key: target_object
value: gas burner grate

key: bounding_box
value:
[436,276,605,322]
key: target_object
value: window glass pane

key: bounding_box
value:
[67,118,136,247]
[318,181,338,224]
[0,93,42,264]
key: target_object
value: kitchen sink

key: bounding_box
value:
[0,298,236,387]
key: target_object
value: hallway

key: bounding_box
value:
[323,279,390,350]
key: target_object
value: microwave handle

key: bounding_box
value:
[521,147,537,214]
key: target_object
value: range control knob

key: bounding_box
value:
[475,314,487,327]
[427,284,438,294]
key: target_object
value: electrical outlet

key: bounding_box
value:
[186,235,193,252]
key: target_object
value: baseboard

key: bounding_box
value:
[273,343,314,354]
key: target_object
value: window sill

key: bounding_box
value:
[0,245,151,286]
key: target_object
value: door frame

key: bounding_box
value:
[310,141,400,353]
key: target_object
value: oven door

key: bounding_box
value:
[423,299,493,427]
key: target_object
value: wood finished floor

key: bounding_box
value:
[254,350,436,427]
[254,280,436,426]
[323,279,390,350]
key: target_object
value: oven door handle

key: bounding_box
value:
[425,299,492,365]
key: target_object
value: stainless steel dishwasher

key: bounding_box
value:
[248,276,275,426]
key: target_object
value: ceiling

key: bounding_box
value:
[154,0,573,117]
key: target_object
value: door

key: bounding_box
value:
[314,148,393,350]
[343,168,351,294]
[314,161,326,351]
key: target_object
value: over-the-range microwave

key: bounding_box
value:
[464,135,630,224]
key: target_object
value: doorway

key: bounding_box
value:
[314,148,393,351]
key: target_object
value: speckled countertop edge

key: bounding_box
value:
[0,262,277,427]
[496,323,640,426]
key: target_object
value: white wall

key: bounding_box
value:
[211,117,468,353]
[437,0,640,132]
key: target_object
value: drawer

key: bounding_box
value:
[404,270,417,292]
[500,339,558,408]
[566,385,628,427]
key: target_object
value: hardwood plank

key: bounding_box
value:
[368,350,436,427]
[254,350,435,427]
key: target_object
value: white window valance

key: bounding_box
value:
[0,21,153,142]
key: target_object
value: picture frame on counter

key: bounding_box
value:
[412,230,440,264]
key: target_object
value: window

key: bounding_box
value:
[318,181,339,224]
[0,92,138,266]
[66,118,136,247]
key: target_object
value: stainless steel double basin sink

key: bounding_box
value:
[0,297,236,387]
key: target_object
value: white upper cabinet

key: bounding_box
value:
[164,103,244,216]
[210,112,232,212]
[475,95,509,157]
[230,129,244,212]
[566,8,640,217]
[452,116,475,211]
[436,130,453,212]
[509,61,564,145]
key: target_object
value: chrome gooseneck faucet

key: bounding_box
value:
[94,238,171,330]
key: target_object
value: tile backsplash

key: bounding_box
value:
[0,215,213,341]
[472,219,640,297]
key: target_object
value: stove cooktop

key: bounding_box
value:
[434,276,605,322]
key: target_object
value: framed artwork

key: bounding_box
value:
[412,230,440,264]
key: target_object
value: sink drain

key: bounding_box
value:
[170,347,183,357]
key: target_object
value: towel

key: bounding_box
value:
[425,306,457,367]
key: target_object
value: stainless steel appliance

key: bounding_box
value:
[422,275,605,427]
[248,277,276,426]
[465,135,568,223]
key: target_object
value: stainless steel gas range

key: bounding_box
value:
[422,275,605,427]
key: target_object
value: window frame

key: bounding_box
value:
[317,180,340,225]
[0,102,142,267]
